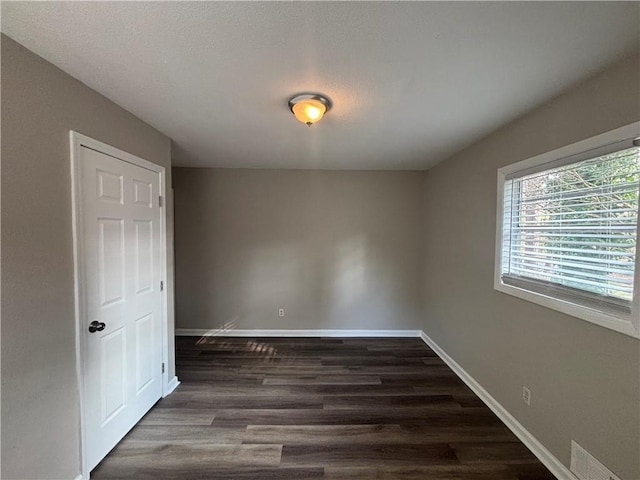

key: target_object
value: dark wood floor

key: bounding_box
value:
[92,336,555,479]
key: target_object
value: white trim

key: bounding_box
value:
[70,134,89,480]
[494,282,638,337]
[73,475,84,480]
[175,328,422,338]
[497,123,639,177]
[494,121,640,339]
[419,331,577,480]
[164,376,181,397]
[159,169,171,397]
[70,131,172,479]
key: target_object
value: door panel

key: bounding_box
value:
[101,328,126,424]
[98,218,125,306]
[79,146,163,471]
[133,179,153,207]
[97,169,124,203]
[135,313,154,393]
[134,220,153,294]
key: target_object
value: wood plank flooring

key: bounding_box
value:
[91,337,555,479]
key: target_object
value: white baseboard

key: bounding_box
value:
[418,331,576,480]
[175,328,422,338]
[164,376,180,397]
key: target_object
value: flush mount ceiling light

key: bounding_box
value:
[288,93,332,126]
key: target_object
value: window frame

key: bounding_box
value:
[494,122,640,339]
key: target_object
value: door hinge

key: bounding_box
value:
[160,280,164,291]
[162,362,165,374]
[159,195,163,207]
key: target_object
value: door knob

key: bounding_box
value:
[88,321,106,333]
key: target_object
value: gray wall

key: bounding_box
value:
[421,53,640,479]
[1,35,174,479]
[173,168,424,332]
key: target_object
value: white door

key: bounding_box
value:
[78,145,163,471]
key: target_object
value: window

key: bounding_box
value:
[495,123,640,338]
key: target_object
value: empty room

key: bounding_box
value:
[1,1,639,479]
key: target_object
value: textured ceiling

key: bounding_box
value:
[2,2,639,170]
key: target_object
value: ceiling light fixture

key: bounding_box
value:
[288,93,332,126]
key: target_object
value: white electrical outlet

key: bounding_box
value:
[278,308,285,317]
[522,386,531,406]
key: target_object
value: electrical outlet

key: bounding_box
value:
[278,308,285,317]
[522,386,531,406]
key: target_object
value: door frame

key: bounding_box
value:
[70,131,171,479]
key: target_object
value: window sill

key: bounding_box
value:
[494,280,640,339]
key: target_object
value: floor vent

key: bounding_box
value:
[570,441,620,480]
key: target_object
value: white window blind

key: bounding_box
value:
[500,140,640,315]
